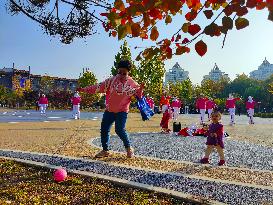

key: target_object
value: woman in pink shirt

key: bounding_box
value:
[79,60,144,158]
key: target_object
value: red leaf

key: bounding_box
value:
[100,13,108,17]
[203,10,213,19]
[188,24,201,36]
[182,38,190,44]
[121,18,127,25]
[236,6,248,16]
[185,11,197,21]
[149,8,161,18]
[195,40,207,56]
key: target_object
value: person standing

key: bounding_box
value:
[196,94,208,124]
[225,94,241,125]
[246,96,256,124]
[160,91,171,113]
[200,111,225,166]
[71,91,81,119]
[206,98,216,120]
[39,94,48,115]
[146,94,155,110]
[171,97,182,121]
[78,60,144,158]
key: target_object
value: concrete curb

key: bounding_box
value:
[0,156,223,205]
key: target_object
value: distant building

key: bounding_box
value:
[202,63,230,83]
[165,62,189,84]
[0,64,78,92]
[249,58,273,80]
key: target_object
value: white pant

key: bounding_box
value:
[162,105,168,113]
[207,109,213,119]
[185,106,189,114]
[247,108,254,124]
[40,104,47,114]
[200,109,206,123]
[73,105,80,119]
[173,107,180,121]
[228,108,236,123]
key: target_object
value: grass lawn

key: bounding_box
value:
[0,159,200,205]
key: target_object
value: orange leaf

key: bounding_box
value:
[150,26,159,41]
[185,11,197,21]
[176,46,190,55]
[235,17,249,30]
[131,23,141,37]
[114,0,125,11]
[236,6,248,16]
[165,15,172,24]
[195,40,207,56]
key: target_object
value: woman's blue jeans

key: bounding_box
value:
[100,111,130,151]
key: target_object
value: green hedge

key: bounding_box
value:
[254,113,273,118]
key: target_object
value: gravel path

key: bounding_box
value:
[0,150,272,205]
[92,133,273,171]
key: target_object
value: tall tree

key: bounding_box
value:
[111,40,137,78]
[39,75,54,95]
[137,54,165,104]
[78,70,100,109]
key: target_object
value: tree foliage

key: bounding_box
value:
[111,40,137,78]
[6,0,273,59]
[39,75,54,94]
[136,54,165,104]
[78,70,100,108]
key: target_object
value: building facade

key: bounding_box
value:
[165,62,189,84]
[0,64,78,92]
[249,58,273,80]
[202,63,230,83]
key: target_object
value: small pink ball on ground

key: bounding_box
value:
[53,168,67,182]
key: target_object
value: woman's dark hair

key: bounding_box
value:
[117,60,131,71]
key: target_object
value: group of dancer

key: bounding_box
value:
[36,92,81,120]
[35,60,259,166]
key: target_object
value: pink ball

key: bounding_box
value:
[53,168,67,182]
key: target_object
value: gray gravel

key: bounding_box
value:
[92,133,273,171]
[0,150,273,205]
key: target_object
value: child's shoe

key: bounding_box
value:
[200,158,209,164]
[218,160,225,166]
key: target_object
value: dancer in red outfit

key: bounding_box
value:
[171,97,182,121]
[225,94,241,125]
[160,91,171,112]
[146,94,155,110]
[39,94,48,115]
[160,107,172,133]
[246,96,256,124]
[196,94,208,124]
[206,98,216,120]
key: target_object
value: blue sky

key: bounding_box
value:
[1,2,273,84]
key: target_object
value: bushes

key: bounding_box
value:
[254,113,273,118]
